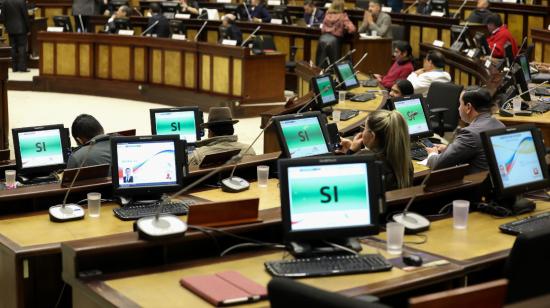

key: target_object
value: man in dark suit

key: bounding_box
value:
[426,87,505,174]
[146,3,170,38]
[219,14,242,45]
[123,168,134,183]
[2,0,30,72]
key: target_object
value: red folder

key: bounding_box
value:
[180,270,267,306]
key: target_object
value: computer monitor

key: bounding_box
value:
[273,6,292,25]
[110,135,186,198]
[504,42,514,67]
[482,125,549,212]
[53,16,73,32]
[512,63,531,101]
[388,94,433,140]
[161,2,179,18]
[150,107,202,144]
[334,61,359,90]
[278,155,383,243]
[473,31,490,56]
[12,124,70,175]
[273,111,331,158]
[450,25,472,51]
[431,0,448,16]
[312,74,338,109]
[518,54,531,83]
[170,19,186,35]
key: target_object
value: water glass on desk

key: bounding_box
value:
[338,91,347,104]
[257,165,269,187]
[386,222,404,254]
[332,110,341,122]
[512,97,522,112]
[5,170,16,189]
[453,200,470,229]
[87,192,101,217]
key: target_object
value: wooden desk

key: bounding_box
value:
[35,32,285,116]
[495,110,550,147]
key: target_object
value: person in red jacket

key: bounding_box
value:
[374,41,414,89]
[486,13,518,59]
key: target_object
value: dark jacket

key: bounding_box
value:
[467,8,492,24]
[67,134,112,169]
[147,14,171,38]
[416,2,432,15]
[221,24,243,45]
[2,0,30,35]
[251,4,271,22]
[304,8,324,26]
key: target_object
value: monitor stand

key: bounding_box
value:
[17,174,59,185]
[287,238,362,258]
[482,195,536,216]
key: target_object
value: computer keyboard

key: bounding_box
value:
[113,199,195,220]
[411,145,428,161]
[350,92,376,102]
[265,254,392,278]
[499,212,550,235]
[339,109,359,121]
[529,102,550,114]
[361,80,379,87]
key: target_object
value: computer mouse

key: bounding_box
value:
[403,254,423,267]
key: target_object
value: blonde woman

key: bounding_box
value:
[340,110,413,190]
[316,0,356,67]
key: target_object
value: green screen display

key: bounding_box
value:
[315,76,336,105]
[154,111,198,142]
[337,63,358,87]
[394,98,430,136]
[18,129,64,168]
[287,163,371,231]
[279,117,329,158]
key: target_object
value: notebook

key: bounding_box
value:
[180,271,267,306]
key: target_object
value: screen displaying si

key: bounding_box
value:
[154,111,198,142]
[18,129,64,168]
[279,117,329,158]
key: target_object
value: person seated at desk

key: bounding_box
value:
[375,41,414,89]
[358,0,392,39]
[303,0,324,27]
[467,0,492,24]
[105,5,131,33]
[250,0,271,23]
[407,50,451,96]
[188,107,255,167]
[219,14,243,45]
[178,0,199,15]
[486,13,518,58]
[67,114,112,169]
[425,87,505,174]
[147,3,170,38]
[389,79,414,98]
[316,0,356,67]
[416,0,432,15]
[339,110,413,190]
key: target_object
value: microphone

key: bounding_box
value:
[516,36,527,57]
[452,0,468,19]
[321,49,356,75]
[133,7,143,17]
[392,172,432,233]
[401,0,418,13]
[48,139,98,222]
[194,21,208,42]
[141,20,159,36]
[241,25,261,47]
[501,81,549,111]
[243,0,252,21]
[78,14,86,32]
[353,52,368,70]
[450,22,469,50]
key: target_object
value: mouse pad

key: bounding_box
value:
[387,252,441,270]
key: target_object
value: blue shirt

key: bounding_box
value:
[251,4,271,22]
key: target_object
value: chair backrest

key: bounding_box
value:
[425,82,463,130]
[409,279,507,308]
[505,226,550,303]
[268,278,390,308]
[391,24,406,41]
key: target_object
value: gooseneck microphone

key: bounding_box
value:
[141,20,160,36]
[321,49,356,75]
[49,140,97,222]
[452,0,468,19]
[392,173,432,233]
[241,25,261,47]
[194,21,208,41]
[401,0,418,13]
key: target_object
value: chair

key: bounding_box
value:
[268,278,390,308]
[391,24,405,42]
[505,226,550,303]
[425,82,463,137]
[409,279,508,308]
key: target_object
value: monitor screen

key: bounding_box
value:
[278,155,383,241]
[313,75,337,107]
[335,62,359,89]
[518,55,531,83]
[512,63,531,101]
[115,140,179,189]
[278,115,330,158]
[152,109,199,143]
[392,96,432,139]
[287,163,371,231]
[489,130,544,189]
[17,128,65,169]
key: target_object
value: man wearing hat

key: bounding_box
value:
[188,107,255,167]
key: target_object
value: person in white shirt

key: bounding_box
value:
[407,50,451,96]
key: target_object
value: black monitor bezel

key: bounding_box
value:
[312,74,338,109]
[482,124,550,197]
[278,155,383,242]
[512,63,531,101]
[149,107,202,144]
[272,111,332,159]
[387,94,434,140]
[473,31,490,56]
[334,61,359,90]
[517,54,532,84]
[12,124,70,175]
[110,135,187,197]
